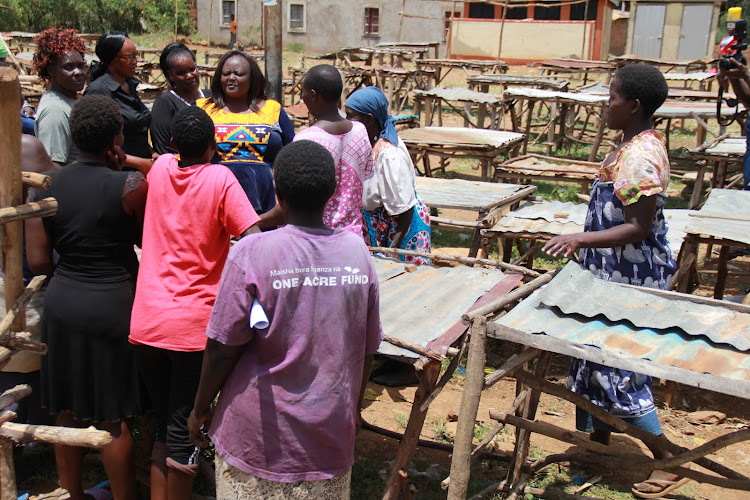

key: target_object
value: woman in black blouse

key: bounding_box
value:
[84,31,156,174]
[150,42,211,154]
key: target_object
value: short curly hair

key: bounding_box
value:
[70,95,123,154]
[615,64,669,117]
[274,141,336,212]
[33,27,86,80]
[303,64,343,102]
[171,107,215,158]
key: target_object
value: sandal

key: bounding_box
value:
[631,476,692,498]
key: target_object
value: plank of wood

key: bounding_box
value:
[0,198,57,224]
[0,422,112,448]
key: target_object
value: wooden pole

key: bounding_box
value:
[263,0,283,102]
[208,0,214,45]
[580,0,590,59]
[397,0,407,41]
[0,68,25,334]
[447,317,487,500]
[496,0,509,62]
[174,0,178,40]
[0,438,16,500]
[0,422,113,448]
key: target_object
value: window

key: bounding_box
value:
[364,7,380,36]
[534,1,561,20]
[444,10,461,40]
[289,3,306,32]
[570,0,597,20]
[504,4,528,19]
[469,3,495,19]
[221,0,235,26]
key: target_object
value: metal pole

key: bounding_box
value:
[264,0,283,101]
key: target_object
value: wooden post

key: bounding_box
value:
[496,0,509,62]
[507,351,552,489]
[382,359,441,500]
[0,67,25,334]
[588,104,607,162]
[263,0,283,102]
[0,438,16,500]
[397,0,406,41]
[447,317,487,500]
[581,0,590,59]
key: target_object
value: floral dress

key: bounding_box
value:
[569,130,677,422]
[362,138,431,265]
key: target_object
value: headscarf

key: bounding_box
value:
[345,86,398,146]
[90,31,127,82]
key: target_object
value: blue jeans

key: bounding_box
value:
[744,120,750,190]
[229,33,236,49]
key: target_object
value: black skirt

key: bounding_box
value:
[41,275,140,423]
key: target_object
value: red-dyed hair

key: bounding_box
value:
[33,28,86,80]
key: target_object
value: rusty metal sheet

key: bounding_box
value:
[655,100,744,118]
[503,87,607,105]
[661,72,714,82]
[373,256,506,359]
[415,177,528,212]
[499,156,599,179]
[400,127,525,150]
[483,201,586,238]
[467,74,569,91]
[685,189,750,245]
[414,87,502,104]
[493,263,750,398]
[537,262,750,351]
[539,59,615,71]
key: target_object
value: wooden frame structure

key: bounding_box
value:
[0,67,112,500]
[444,262,750,499]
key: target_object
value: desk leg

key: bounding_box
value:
[382,360,441,500]
[447,318,487,500]
[546,102,558,156]
[588,105,607,162]
[715,245,730,300]
[523,100,534,155]
[689,162,708,209]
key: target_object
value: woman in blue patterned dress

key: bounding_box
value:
[544,64,685,498]
[345,87,431,266]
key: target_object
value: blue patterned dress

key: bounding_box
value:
[570,130,677,424]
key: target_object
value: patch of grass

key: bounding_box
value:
[394,412,409,429]
[430,417,451,443]
[473,422,493,443]
[288,42,304,53]
[528,444,545,459]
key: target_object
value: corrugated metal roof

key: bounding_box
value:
[498,155,599,179]
[692,137,746,156]
[661,72,714,82]
[467,75,569,91]
[503,87,608,104]
[414,87,502,104]
[685,189,750,245]
[655,100,744,118]
[373,256,506,359]
[538,59,615,70]
[493,262,750,398]
[483,201,586,238]
[537,262,750,351]
[400,127,525,149]
[663,209,693,253]
[415,177,528,212]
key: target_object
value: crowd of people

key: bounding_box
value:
[0,25,696,500]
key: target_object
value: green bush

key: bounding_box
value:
[0,0,194,36]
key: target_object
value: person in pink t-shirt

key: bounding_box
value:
[188,140,383,499]
[129,107,260,500]
[293,64,374,236]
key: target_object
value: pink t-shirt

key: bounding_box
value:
[294,123,374,236]
[130,154,260,352]
[206,225,383,482]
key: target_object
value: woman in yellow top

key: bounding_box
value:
[199,51,295,214]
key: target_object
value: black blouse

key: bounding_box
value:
[150,89,211,155]
[84,73,151,159]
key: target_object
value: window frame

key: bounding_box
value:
[221,0,235,27]
[363,5,381,37]
[288,2,306,33]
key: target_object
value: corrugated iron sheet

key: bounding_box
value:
[661,71,714,82]
[373,256,506,359]
[655,100,743,118]
[416,177,528,211]
[538,59,615,70]
[494,262,750,397]
[467,75,569,90]
[700,137,746,156]
[578,83,722,101]
[499,156,599,179]
[685,189,750,245]
[503,87,608,104]
[414,87,502,104]
[483,201,586,238]
[663,209,693,253]
[537,262,750,351]
[400,127,525,149]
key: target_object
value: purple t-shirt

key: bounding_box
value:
[206,224,383,483]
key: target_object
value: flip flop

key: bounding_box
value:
[631,476,692,498]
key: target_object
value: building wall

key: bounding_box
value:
[196,0,448,54]
[609,18,629,56]
[450,19,596,61]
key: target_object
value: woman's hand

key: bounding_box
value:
[543,234,582,258]
[105,145,127,171]
[187,407,213,448]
